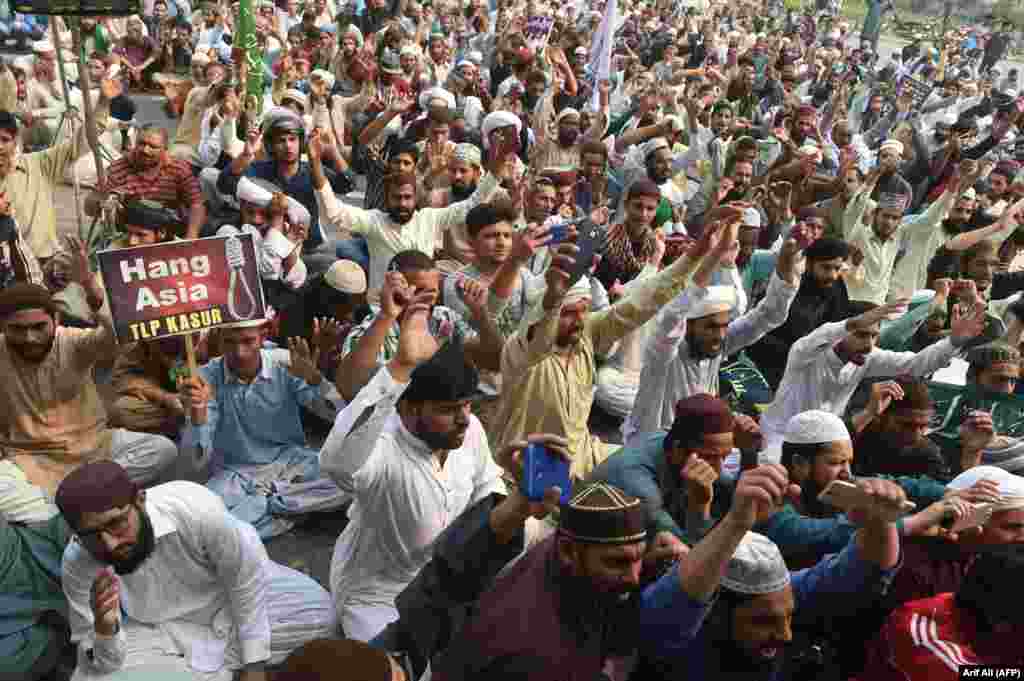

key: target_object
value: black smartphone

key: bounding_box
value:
[565,218,605,286]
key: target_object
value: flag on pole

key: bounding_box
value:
[587,0,617,111]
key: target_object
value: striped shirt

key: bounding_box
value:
[101,155,202,220]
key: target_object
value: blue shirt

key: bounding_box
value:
[639,537,900,679]
[182,349,339,466]
[217,158,355,249]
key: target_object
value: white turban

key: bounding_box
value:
[419,87,456,111]
[481,111,522,149]
[235,178,311,227]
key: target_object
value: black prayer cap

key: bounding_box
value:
[559,482,648,545]
[803,237,850,261]
[401,336,483,403]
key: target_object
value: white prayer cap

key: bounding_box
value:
[465,50,484,65]
[325,260,368,294]
[481,111,522,148]
[310,69,336,91]
[784,410,851,444]
[419,87,456,111]
[281,89,308,112]
[961,186,977,201]
[721,532,791,595]
[879,139,905,156]
[563,276,593,306]
[32,40,54,54]
[948,466,1024,513]
[191,51,212,65]
[742,207,761,228]
[685,286,736,320]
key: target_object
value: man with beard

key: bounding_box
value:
[623,215,804,445]
[494,213,728,480]
[634,461,905,681]
[95,124,205,239]
[313,124,505,300]
[0,247,178,521]
[55,461,336,680]
[748,237,851,389]
[1,79,117,261]
[849,379,950,479]
[321,301,505,641]
[433,143,486,267]
[529,85,609,173]
[593,394,762,547]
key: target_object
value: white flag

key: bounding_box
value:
[587,0,617,111]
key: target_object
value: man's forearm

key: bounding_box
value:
[335,316,394,401]
[678,513,750,602]
[855,520,900,570]
[186,202,206,239]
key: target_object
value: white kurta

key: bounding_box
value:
[63,481,336,680]
[624,271,798,444]
[759,320,961,455]
[320,367,505,642]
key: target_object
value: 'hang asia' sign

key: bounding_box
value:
[98,235,266,343]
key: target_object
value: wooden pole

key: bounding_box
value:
[50,17,85,235]
[72,19,107,191]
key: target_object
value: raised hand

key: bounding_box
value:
[866,380,904,419]
[380,270,412,321]
[91,567,120,636]
[392,293,441,371]
[312,317,345,352]
[727,464,796,528]
[495,433,571,517]
[959,409,997,453]
[64,235,92,286]
[682,453,718,509]
[846,299,910,332]
[458,276,489,320]
[950,299,988,346]
[843,478,910,527]
[543,242,580,306]
[307,127,324,164]
[287,337,322,385]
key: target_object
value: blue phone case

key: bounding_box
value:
[549,223,568,244]
[519,443,571,504]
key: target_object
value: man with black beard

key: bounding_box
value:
[321,301,505,642]
[759,410,947,568]
[632,460,906,681]
[849,378,950,480]
[55,461,337,680]
[624,216,805,444]
[748,237,852,389]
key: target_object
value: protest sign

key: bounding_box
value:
[98,235,265,344]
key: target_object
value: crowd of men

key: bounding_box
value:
[4,0,1024,679]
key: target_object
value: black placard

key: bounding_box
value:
[12,0,141,16]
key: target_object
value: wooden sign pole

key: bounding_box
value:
[71,19,107,191]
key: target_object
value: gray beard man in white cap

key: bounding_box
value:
[630,462,906,681]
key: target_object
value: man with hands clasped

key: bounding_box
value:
[179,319,349,539]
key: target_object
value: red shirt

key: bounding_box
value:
[102,156,202,220]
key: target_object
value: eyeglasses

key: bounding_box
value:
[76,508,133,542]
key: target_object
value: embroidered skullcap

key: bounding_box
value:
[669,394,735,446]
[55,461,138,524]
[481,111,521,149]
[643,137,670,158]
[311,69,335,90]
[559,482,647,545]
[419,86,455,111]
[804,237,850,261]
[743,206,762,228]
[721,532,791,595]
[324,260,368,295]
[279,639,391,681]
[0,283,58,318]
[452,142,482,166]
[556,107,580,124]
[783,410,851,444]
[628,178,662,201]
[879,138,904,156]
[684,285,736,320]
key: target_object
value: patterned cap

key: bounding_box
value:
[559,482,647,545]
[452,142,482,166]
[721,532,791,595]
